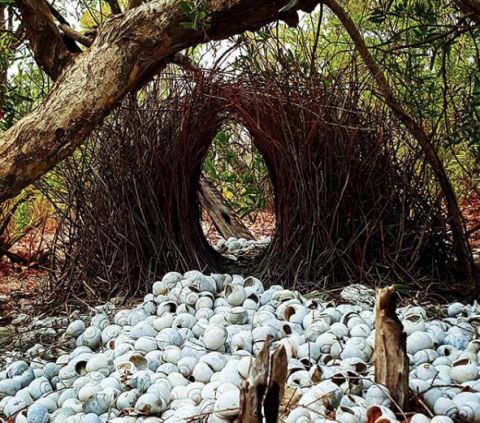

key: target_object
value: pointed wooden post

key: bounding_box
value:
[374,285,409,410]
[238,337,288,423]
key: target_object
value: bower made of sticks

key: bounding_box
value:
[46,73,455,303]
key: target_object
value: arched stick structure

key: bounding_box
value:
[46,71,460,302]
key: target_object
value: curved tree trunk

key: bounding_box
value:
[0,0,318,203]
[323,0,477,283]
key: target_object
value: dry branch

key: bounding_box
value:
[374,285,409,411]
[59,24,93,47]
[105,0,122,14]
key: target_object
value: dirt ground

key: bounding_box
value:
[0,198,479,321]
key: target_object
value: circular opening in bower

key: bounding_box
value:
[199,123,275,260]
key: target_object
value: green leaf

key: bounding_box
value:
[180,0,194,13]
[180,22,196,30]
[368,9,386,24]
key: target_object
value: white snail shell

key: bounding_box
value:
[458,402,480,423]
[213,389,240,418]
[177,356,198,378]
[402,313,426,336]
[192,362,214,384]
[431,417,454,423]
[285,407,312,423]
[66,320,86,338]
[156,301,178,317]
[85,354,113,376]
[407,331,434,355]
[282,303,309,324]
[130,322,157,339]
[194,275,217,295]
[79,327,102,349]
[91,314,110,330]
[83,392,113,415]
[135,392,165,414]
[224,284,246,307]
[287,370,311,388]
[203,325,227,351]
[196,296,214,311]
[0,378,21,398]
[28,377,53,400]
[450,358,479,383]
[410,414,431,423]
[26,402,49,423]
[433,397,458,418]
[448,302,466,317]
[336,406,360,423]
[364,385,391,407]
[416,363,438,380]
[227,307,248,325]
[4,397,28,417]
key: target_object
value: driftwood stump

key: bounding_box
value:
[374,285,409,410]
[198,175,255,241]
[238,337,288,423]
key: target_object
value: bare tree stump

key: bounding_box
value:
[238,337,288,423]
[374,285,409,411]
[264,345,288,423]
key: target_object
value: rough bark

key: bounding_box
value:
[199,175,255,240]
[0,0,317,203]
[323,0,477,282]
[374,285,409,411]
[239,338,271,423]
[128,0,142,10]
[0,6,7,108]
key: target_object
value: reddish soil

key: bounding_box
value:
[201,209,276,245]
[463,196,480,251]
[0,196,479,308]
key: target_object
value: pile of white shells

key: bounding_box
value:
[1,270,480,423]
[214,237,271,259]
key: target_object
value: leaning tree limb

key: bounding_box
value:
[59,24,94,47]
[322,0,478,282]
[14,0,78,78]
[199,175,255,241]
[105,0,122,14]
[0,0,317,204]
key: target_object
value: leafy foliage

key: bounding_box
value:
[202,125,272,219]
[179,0,209,31]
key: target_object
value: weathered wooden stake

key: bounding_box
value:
[374,285,409,411]
[238,337,288,423]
